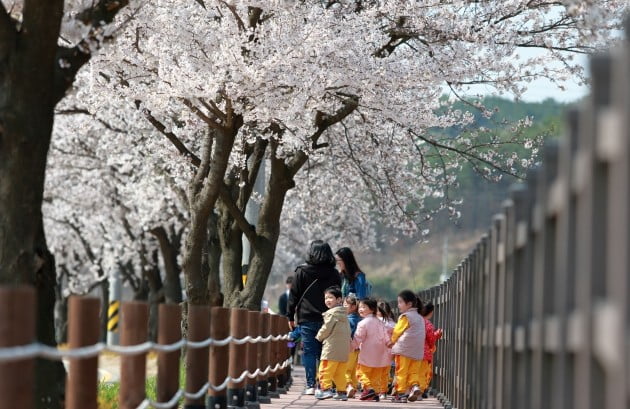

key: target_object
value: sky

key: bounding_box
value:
[457,48,591,103]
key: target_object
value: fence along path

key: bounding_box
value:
[418,22,630,409]
[0,290,292,409]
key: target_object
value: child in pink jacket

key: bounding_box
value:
[353,298,391,402]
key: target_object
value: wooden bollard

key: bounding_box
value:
[256,312,271,404]
[0,286,36,409]
[228,308,248,408]
[66,296,100,409]
[245,311,261,408]
[280,316,292,388]
[157,304,181,409]
[266,314,279,398]
[185,305,210,409]
[275,315,289,393]
[274,316,287,393]
[119,301,149,409]
[208,307,230,409]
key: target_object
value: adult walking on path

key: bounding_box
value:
[287,240,341,395]
[336,247,370,299]
[278,275,293,316]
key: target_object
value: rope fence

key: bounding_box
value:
[0,289,294,409]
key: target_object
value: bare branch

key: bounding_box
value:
[218,0,245,31]
[143,108,202,167]
[181,97,225,131]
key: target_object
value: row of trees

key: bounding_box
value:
[1,1,626,407]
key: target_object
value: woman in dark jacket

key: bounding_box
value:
[287,240,341,394]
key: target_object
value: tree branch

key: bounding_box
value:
[53,0,129,103]
[218,0,245,31]
[237,137,268,210]
[181,98,225,131]
[219,183,258,247]
[192,128,215,196]
[287,93,359,176]
[143,108,202,166]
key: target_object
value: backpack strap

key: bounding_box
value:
[295,278,318,322]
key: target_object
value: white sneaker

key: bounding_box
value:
[346,385,356,398]
[379,393,387,400]
[304,387,315,395]
[407,385,422,402]
[315,389,334,400]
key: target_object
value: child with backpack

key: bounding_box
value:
[315,286,351,400]
[353,298,391,402]
[388,290,425,403]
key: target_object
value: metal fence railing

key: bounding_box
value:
[419,22,630,409]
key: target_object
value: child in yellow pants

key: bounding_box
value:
[353,298,391,402]
[344,293,362,397]
[388,290,425,403]
[315,287,351,400]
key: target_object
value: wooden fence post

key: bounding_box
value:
[157,304,181,409]
[245,311,261,409]
[266,313,279,398]
[0,286,36,409]
[275,315,288,393]
[208,307,230,409]
[228,308,248,408]
[66,296,100,409]
[256,312,271,404]
[185,305,210,409]
[119,301,149,409]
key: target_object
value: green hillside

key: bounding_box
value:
[358,96,571,300]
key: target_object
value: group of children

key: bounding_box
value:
[312,287,443,403]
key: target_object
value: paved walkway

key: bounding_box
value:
[267,366,444,409]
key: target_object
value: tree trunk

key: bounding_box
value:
[144,249,165,341]
[182,126,238,305]
[218,202,244,306]
[0,5,66,404]
[150,226,183,303]
[34,222,66,409]
[53,269,68,344]
[207,212,223,306]
[1,3,128,406]
[226,155,294,309]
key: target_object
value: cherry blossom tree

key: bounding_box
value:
[0,1,131,406]
[53,0,624,311]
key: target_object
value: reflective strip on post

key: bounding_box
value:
[108,301,120,333]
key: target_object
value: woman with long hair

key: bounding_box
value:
[335,247,370,298]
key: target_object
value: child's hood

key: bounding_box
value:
[323,305,349,321]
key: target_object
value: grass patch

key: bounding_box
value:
[97,360,186,408]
